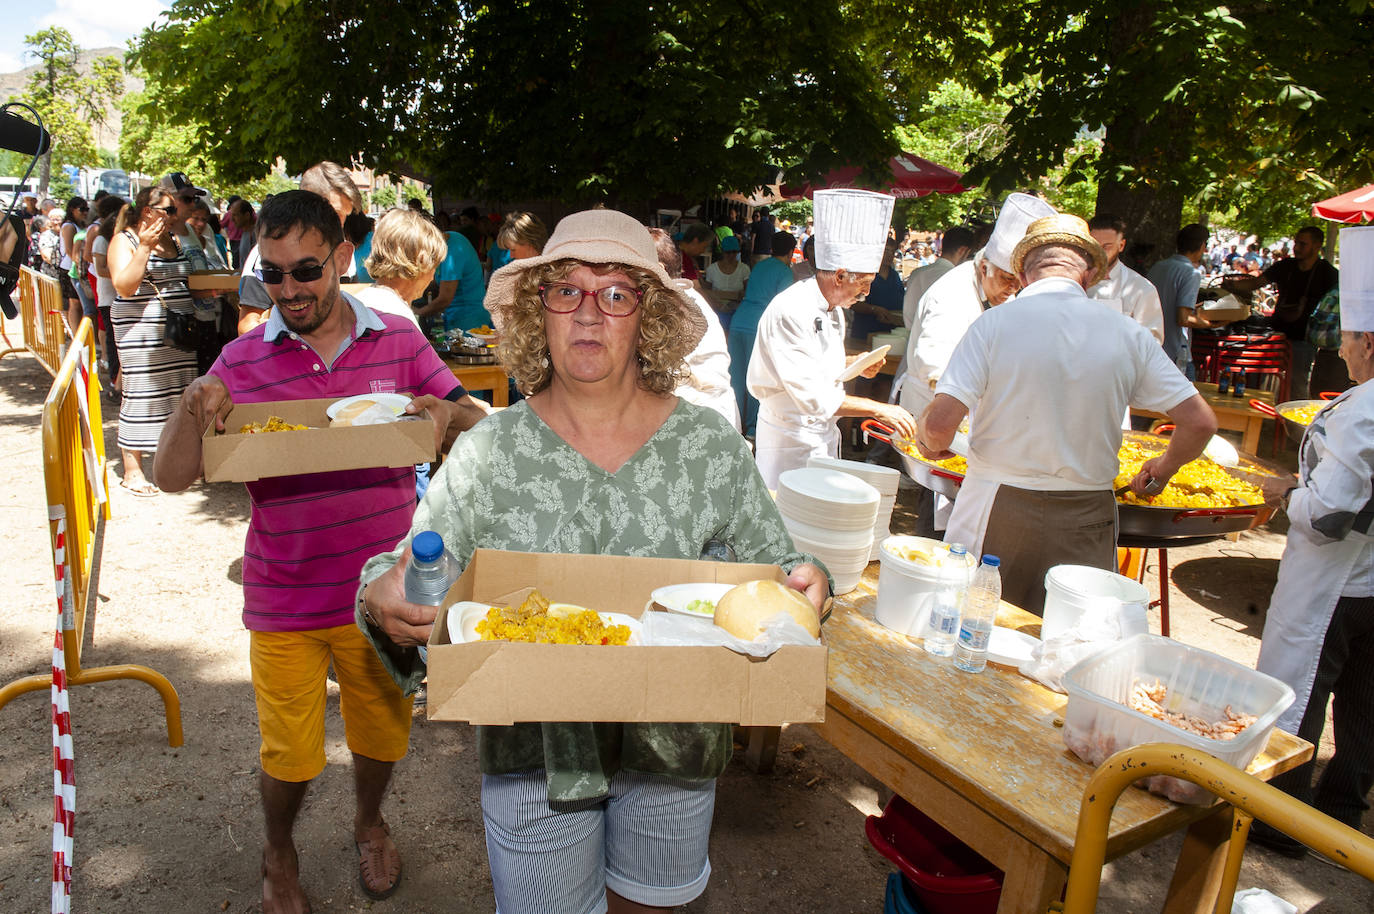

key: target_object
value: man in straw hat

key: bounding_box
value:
[1251,225,1374,858]
[748,189,918,489]
[914,213,1217,614]
[898,193,1055,535]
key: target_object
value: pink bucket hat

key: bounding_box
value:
[484,209,708,350]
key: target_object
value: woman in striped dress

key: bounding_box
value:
[106,186,199,496]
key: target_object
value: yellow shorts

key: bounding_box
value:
[250,624,413,782]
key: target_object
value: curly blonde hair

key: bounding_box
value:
[493,260,693,396]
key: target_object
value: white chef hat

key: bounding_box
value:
[983,192,1057,273]
[814,189,895,273]
[1339,225,1374,333]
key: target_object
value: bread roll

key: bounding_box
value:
[713,579,820,641]
[330,399,378,427]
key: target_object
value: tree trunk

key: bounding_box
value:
[1094,176,1183,274]
[1092,1,1187,274]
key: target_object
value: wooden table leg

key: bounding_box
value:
[995,841,1068,914]
[742,725,781,773]
[1240,418,1261,457]
[1160,805,1235,914]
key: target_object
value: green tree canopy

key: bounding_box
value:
[130,0,964,206]
[958,0,1374,262]
[20,27,122,195]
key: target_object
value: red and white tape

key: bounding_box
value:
[50,507,73,914]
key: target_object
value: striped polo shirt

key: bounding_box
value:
[210,293,460,632]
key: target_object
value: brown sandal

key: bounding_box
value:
[355,821,402,900]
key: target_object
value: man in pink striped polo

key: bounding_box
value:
[157,190,487,913]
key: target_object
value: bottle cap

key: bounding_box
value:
[948,543,967,555]
[412,530,444,563]
[981,555,1000,567]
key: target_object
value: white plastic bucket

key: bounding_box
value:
[874,535,975,638]
[1042,565,1149,641]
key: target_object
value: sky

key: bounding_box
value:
[1,0,172,74]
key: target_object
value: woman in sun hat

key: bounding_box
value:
[358,208,828,914]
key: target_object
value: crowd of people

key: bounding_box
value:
[7,168,1371,912]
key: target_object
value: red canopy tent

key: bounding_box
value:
[1311,184,1374,223]
[778,152,966,200]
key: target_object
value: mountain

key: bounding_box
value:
[1,46,144,152]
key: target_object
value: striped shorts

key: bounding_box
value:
[481,769,716,914]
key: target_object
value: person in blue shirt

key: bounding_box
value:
[728,232,797,436]
[848,238,905,340]
[415,229,489,331]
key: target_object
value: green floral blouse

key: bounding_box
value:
[357,398,820,802]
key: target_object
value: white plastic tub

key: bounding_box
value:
[874,535,975,638]
[1061,634,1295,804]
[1042,565,1149,641]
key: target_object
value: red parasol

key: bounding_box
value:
[779,152,966,200]
[1311,184,1374,224]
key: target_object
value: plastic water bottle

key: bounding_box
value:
[923,544,969,657]
[953,556,1001,673]
[404,530,458,606]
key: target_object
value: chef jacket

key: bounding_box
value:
[676,288,741,430]
[898,258,988,418]
[1257,380,1374,733]
[1089,260,1165,344]
[747,277,847,488]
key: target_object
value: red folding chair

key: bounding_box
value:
[1216,333,1290,453]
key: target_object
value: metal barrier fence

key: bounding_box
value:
[1057,743,1374,913]
[0,316,183,745]
[0,265,69,376]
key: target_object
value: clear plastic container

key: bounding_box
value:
[1061,634,1295,804]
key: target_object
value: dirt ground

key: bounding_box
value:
[0,349,1370,913]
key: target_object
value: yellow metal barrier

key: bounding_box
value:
[0,317,183,746]
[1058,743,1374,914]
[0,265,69,376]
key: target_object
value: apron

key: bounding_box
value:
[1256,392,1370,733]
[755,407,839,491]
[943,474,1000,558]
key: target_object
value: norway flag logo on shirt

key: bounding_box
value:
[369,379,397,395]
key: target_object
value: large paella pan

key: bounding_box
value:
[862,421,1280,540]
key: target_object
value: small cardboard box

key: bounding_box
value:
[202,398,435,483]
[425,550,828,726]
[187,269,241,291]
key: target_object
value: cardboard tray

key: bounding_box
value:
[187,269,241,291]
[202,397,435,483]
[425,550,828,726]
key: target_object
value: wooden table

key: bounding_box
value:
[1131,382,1275,456]
[813,563,1311,914]
[447,361,510,407]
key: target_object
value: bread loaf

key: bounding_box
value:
[330,399,379,427]
[713,579,820,641]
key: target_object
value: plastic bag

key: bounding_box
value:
[1230,888,1297,914]
[1019,599,1146,692]
[641,610,819,657]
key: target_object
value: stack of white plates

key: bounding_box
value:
[807,457,900,561]
[777,468,880,594]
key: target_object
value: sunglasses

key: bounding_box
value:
[254,243,341,285]
[157,205,177,215]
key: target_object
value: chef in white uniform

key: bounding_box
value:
[1086,213,1165,343]
[1252,226,1374,850]
[915,214,1214,614]
[748,189,916,489]
[897,193,1055,533]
